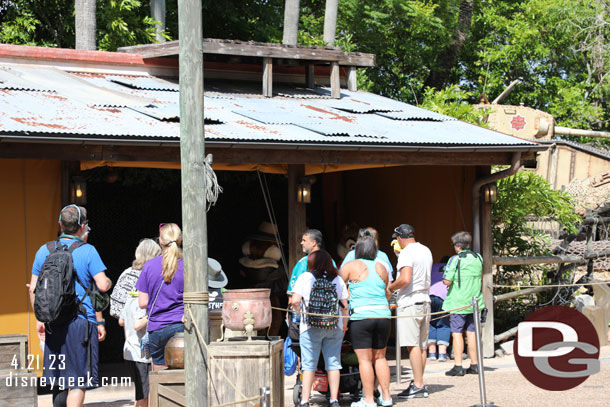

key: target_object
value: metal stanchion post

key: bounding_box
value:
[260,386,271,407]
[394,306,401,384]
[471,297,495,407]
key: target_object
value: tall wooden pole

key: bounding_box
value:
[151,0,167,43]
[323,0,338,45]
[178,1,208,406]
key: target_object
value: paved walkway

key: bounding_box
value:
[39,345,610,407]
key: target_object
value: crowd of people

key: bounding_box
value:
[28,204,485,407]
[288,226,485,407]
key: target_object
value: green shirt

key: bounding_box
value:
[441,250,484,314]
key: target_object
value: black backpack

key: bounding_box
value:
[34,240,85,326]
[306,277,339,329]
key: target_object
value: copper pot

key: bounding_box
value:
[221,288,272,331]
[164,332,184,369]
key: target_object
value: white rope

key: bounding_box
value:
[204,154,222,211]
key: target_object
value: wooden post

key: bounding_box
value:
[481,197,494,358]
[263,57,273,97]
[178,1,208,406]
[330,62,340,99]
[347,66,357,91]
[288,165,306,271]
[306,64,315,88]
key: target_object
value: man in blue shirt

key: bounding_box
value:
[29,204,112,407]
[287,229,325,294]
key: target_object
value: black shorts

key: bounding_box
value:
[349,318,391,350]
[125,360,150,400]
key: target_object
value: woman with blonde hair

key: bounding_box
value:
[136,223,185,370]
[110,238,163,319]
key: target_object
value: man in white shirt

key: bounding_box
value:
[388,224,432,399]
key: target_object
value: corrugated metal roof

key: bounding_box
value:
[0,67,541,150]
[108,76,179,91]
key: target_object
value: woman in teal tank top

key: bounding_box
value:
[341,236,392,407]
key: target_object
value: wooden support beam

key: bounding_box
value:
[263,57,273,97]
[493,255,586,265]
[330,62,340,99]
[494,326,518,343]
[288,165,306,271]
[0,142,522,166]
[178,0,208,405]
[306,64,315,88]
[118,38,376,67]
[494,286,556,303]
[347,66,357,92]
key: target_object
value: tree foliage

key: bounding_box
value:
[492,171,580,258]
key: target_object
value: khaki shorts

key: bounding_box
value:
[396,302,431,349]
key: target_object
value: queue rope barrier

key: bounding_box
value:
[270,303,473,319]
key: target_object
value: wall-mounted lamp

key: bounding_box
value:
[71,176,87,205]
[297,179,311,203]
[483,183,497,203]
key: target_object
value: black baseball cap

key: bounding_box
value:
[392,224,415,239]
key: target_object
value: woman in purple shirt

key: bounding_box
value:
[136,223,185,370]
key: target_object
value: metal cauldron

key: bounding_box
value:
[221,288,271,340]
[164,332,184,369]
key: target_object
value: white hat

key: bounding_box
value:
[208,258,228,288]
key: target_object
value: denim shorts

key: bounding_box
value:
[149,322,184,365]
[299,327,343,371]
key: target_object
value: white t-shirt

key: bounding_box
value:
[292,272,348,333]
[120,295,150,363]
[395,242,432,307]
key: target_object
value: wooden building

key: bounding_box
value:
[0,41,546,361]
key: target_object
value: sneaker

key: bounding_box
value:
[351,399,377,407]
[397,382,429,399]
[437,353,448,362]
[330,401,340,407]
[445,365,465,376]
[376,396,393,406]
[428,352,437,361]
[466,364,479,375]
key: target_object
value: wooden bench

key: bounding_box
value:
[0,335,38,407]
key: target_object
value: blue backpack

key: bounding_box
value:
[284,337,298,376]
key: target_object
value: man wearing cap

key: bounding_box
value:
[28,205,112,407]
[442,231,484,377]
[388,224,432,399]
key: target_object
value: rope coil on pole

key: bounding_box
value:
[183,292,210,305]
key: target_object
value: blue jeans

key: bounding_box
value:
[149,322,184,365]
[299,327,343,371]
[428,295,450,346]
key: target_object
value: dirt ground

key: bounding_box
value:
[38,345,610,407]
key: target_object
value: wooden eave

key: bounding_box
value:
[117,38,376,67]
[0,139,541,168]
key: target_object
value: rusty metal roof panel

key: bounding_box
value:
[0,67,53,91]
[107,75,179,91]
[0,89,178,137]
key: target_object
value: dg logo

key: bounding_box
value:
[514,305,600,391]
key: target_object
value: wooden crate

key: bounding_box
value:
[208,339,283,407]
[0,370,38,407]
[150,338,284,407]
[0,335,28,370]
